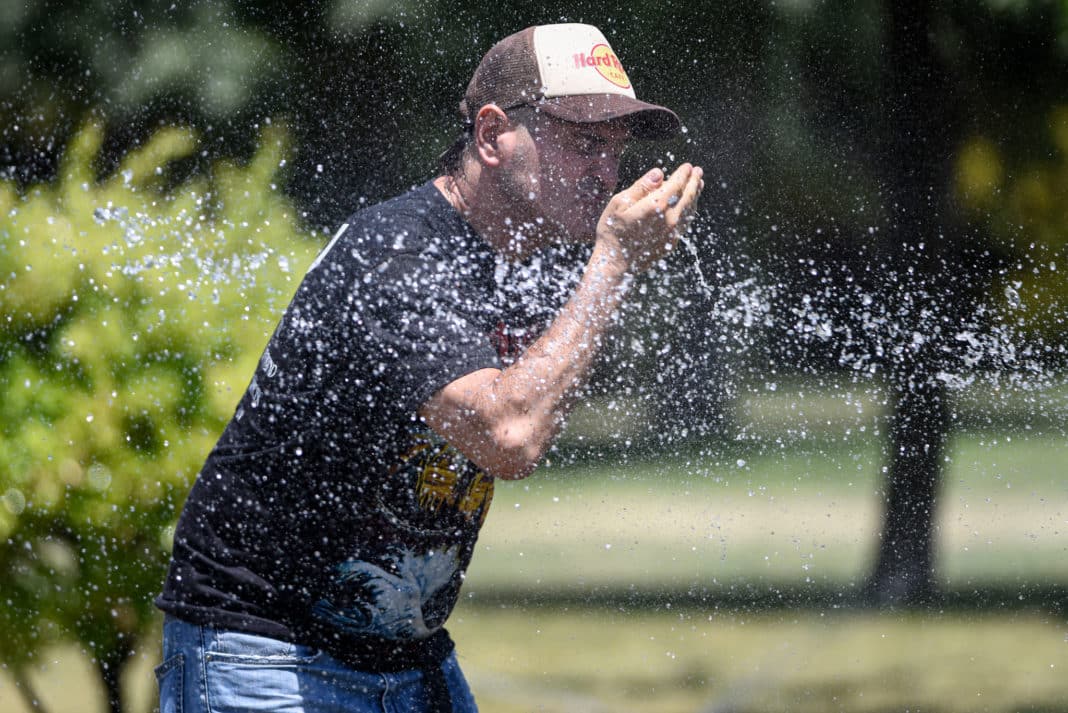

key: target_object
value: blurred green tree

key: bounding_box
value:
[0,123,317,713]
[5,13,1064,713]
[956,105,1068,339]
[742,0,1068,603]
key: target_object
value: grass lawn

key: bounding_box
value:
[469,431,1067,591]
[5,605,1066,713]
[1,429,1064,713]
[450,605,1068,713]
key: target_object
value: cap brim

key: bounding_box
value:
[533,94,680,140]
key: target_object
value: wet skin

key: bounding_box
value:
[435,104,704,264]
[423,105,704,480]
[501,109,629,245]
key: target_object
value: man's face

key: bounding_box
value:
[501,110,629,244]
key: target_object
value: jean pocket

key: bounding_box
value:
[155,653,184,713]
[205,655,331,713]
[206,629,322,666]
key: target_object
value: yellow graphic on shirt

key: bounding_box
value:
[458,472,494,524]
[405,435,494,523]
[416,443,461,511]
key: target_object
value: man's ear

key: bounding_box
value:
[473,105,511,168]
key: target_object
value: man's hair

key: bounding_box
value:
[438,125,472,176]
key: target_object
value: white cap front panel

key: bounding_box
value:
[532,23,637,99]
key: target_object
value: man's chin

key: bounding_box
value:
[562,210,603,244]
[532,213,592,246]
[553,221,597,245]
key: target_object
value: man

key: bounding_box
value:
[155,23,703,713]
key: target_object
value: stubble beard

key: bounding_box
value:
[498,162,572,254]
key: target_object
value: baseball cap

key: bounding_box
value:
[460,23,680,140]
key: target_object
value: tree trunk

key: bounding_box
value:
[864,0,959,606]
[867,376,951,604]
[96,643,133,713]
[13,667,50,713]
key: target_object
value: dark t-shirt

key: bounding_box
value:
[156,181,576,661]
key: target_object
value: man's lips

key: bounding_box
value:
[578,192,608,211]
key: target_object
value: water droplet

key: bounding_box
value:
[3,488,26,515]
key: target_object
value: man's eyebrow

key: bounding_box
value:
[575,132,615,147]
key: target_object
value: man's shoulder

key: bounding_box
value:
[339,181,451,247]
[326,181,493,282]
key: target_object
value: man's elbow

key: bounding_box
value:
[484,420,546,480]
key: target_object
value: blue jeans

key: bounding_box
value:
[156,615,478,713]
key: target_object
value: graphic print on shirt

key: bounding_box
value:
[489,319,539,367]
[311,545,460,640]
[312,430,494,640]
[308,247,566,643]
[414,438,496,522]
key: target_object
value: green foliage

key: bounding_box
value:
[955,105,1068,339]
[1,0,281,117]
[0,122,318,706]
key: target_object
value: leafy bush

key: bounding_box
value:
[0,122,318,712]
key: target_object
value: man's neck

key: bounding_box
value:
[433,173,558,261]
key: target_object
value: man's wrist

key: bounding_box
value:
[589,240,630,282]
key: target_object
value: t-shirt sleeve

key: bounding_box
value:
[352,250,502,415]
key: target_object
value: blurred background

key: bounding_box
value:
[1,1,1066,711]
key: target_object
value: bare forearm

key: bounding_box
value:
[486,244,630,467]
[420,164,703,479]
[418,244,629,480]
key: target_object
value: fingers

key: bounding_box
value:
[596,162,703,273]
[614,167,665,208]
[665,165,703,230]
[626,164,698,217]
[631,163,702,233]
[659,163,695,205]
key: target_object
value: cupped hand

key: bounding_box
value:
[593,163,704,274]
